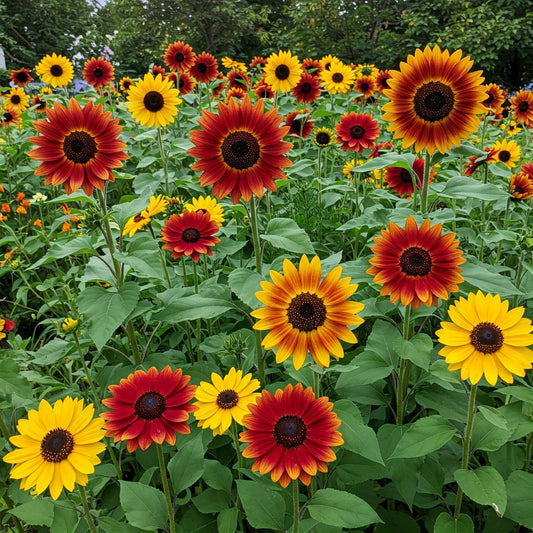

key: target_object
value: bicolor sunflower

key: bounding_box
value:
[264,50,302,92]
[320,60,355,94]
[164,40,196,73]
[254,82,275,100]
[240,383,343,488]
[3,397,105,500]
[354,75,376,99]
[251,255,364,370]
[227,69,250,91]
[314,127,335,148]
[510,172,533,200]
[436,291,533,385]
[302,58,322,77]
[511,90,533,127]
[119,77,134,93]
[151,65,166,78]
[82,57,114,89]
[292,73,321,104]
[249,56,267,70]
[375,70,392,93]
[335,112,380,153]
[284,109,314,138]
[184,195,225,227]
[367,216,465,309]
[190,52,219,83]
[101,366,196,452]
[188,95,292,203]
[482,83,505,113]
[490,139,520,169]
[225,88,246,102]
[127,73,181,128]
[382,45,486,154]
[28,99,128,196]
[3,87,29,113]
[35,53,74,87]
[10,68,33,87]
[385,157,435,198]
[172,71,196,95]
[31,94,47,113]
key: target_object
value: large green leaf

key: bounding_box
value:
[236,479,286,531]
[9,500,54,527]
[393,333,433,371]
[435,176,509,201]
[460,258,523,298]
[28,235,96,269]
[119,481,168,531]
[454,467,507,516]
[260,218,315,254]
[168,433,205,495]
[505,471,533,529]
[433,513,474,533]
[228,267,264,309]
[152,293,235,323]
[31,338,70,366]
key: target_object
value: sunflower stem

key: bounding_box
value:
[181,256,188,286]
[478,163,489,261]
[292,479,300,533]
[157,128,170,196]
[524,432,532,472]
[254,329,266,387]
[72,332,100,407]
[231,420,244,480]
[249,196,263,275]
[156,444,176,533]
[105,437,123,480]
[192,261,202,361]
[149,224,172,288]
[3,493,25,533]
[78,484,98,533]
[420,150,431,213]
[454,383,478,519]
[396,305,413,425]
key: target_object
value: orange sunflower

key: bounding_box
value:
[482,83,504,113]
[82,57,115,89]
[164,40,196,73]
[367,216,465,309]
[190,52,219,83]
[382,45,486,154]
[511,90,533,127]
[510,172,533,200]
[335,112,380,152]
[385,157,435,198]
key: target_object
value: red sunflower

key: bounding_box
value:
[521,162,533,181]
[249,56,267,70]
[354,75,376,99]
[188,95,293,203]
[161,210,220,263]
[28,99,128,196]
[211,73,226,99]
[1,109,21,128]
[302,58,322,77]
[254,82,275,100]
[482,83,504,113]
[227,69,250,91]
[368,141,393,159]
[292,73,321,104]
[367,216,465,309]
[240,383,343,488]
[190,52,219,83]
[510,172,533,200]
[164,40,196,73]
[226,87,246,102]
[384,157,435,198]
[10,68,34,87]
[284,109,314,138]
[335,112,380,152]
[375,70,392,93]
[151,65,167,78]
[101,366,197,452]
[167,72,196,95]
[511,90,533,127]
[31,94,47,113]
[82,57,115,89]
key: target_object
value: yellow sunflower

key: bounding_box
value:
[35,53,74,88]
[122,214,151,237]
[194,368,261,436]
[143,194,169,217]
[127,73,182,128]
[221,56,248,72]
[263,50,303,92]
[436,291,533,386]
[3,87,30,113]
[501,120,519,137]
[122,195,168,237]
[320,60,355,94]
[314,127,335,148]
[3,397,106,500]
[184,195,225,226]
[319,54,339,72]
[61,318,78,333]
[490,139,520,169]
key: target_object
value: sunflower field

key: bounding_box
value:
[0,41,533,533]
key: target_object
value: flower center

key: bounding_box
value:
[360,82,369,92]
[484,93,494,105]
[93,67,104,78]
[16,72,28,82]
[287,292,326,332]
[291,119,301,133]
[51,65,63,77]
[143,91,164,112]
[400,168,414,184]
[332,73,343,83]
[349,125,365,139]
[399,246,433,276]
[221,131,261,170]
[316,132,331,145]
[380,78,390,88]
[513,185,524,195]
[197,63,208,74]
[518,101,529,112]
[470,322,504,354]
[11,95,21,104]
[63,131,98,164]
[274,415,307,448]
[414,81,455,122]
[275,64,290,80]
[134,391,166,420]
[40,428,74,462]
[182,227,201,242]
[300,82,311,93]
[175,52,185,62]
[216,389,239,409]
[498,150,511,163]
[3,112,12,122]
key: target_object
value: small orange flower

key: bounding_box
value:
[15,206,27,215]
[15,192,25,202]
[60,204,71,215]
[1,203,10,213]
[0,184,5,192]
[21,200,30,208]
[62,221,71,232]
[70,215,80,222]
[33,219,43,227]
[0,214,7,222]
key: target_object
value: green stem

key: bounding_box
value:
[231,420,244,479]
[156,444,176,533]
[181,256,188,286]
[254,329,265,387]
[292,479,300,533]
[313,371,320,398]
[3,493,25,533]
[249,196,262,274]
[73,333,100,406]
[192,261,201,361]
[396,305,413,426]
[454,383,478,519]
[78,484,98,533]
[126,322,142,365]
[150,225,172,288]
[524,432,532,472]
[0,414,11,442]
[478,164,489,261]
[420,150,431,213]
[157,128,170,196]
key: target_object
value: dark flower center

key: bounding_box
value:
[300,82,312,93]
[399,246,433,276]
[196,208,209,214]
[221,131,261,170]
[10,95,21,104]
[16,72,28,82]
[470,322,504,354]
[274,415,307,448]
[291,119,301,133]
[275,64,290,80]
[287,292,326,332]
[35,99,46,110]
[51,65,63,77]
[316,132,331,146]
[63,131,98,164]
[179,78,185,88]
[414,81,455,122]
[197,63,208,74]
[349,125,365,139]
[360,82,369,92]
[216,389,239,409]
[133,214,146,223]
[518,101,529,112]
[175,52,185,62]
[484,93,494,105]
[93,67,104,78]
[182,227,201,242]
[498,150,511,163]
[513,186,524,195]
[324,62,331,71]
[40,428,74,462]
[143,91,164,112]
[261,90,271,98]
[3,112,13,122]
[332,73,343,83]
[400,168,415,184]
[135,391,166,420]
[380,78,390,88]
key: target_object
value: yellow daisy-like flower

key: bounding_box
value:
[501,120,519,137]
[314,127,335,148]
[35,53,74,88]
[221,57,248,73]
[436,291,533,386]
[194,368,260,436]
[319,54,339,72]
[490,139,521,169]
[320,60,355,94]
[184,195,225,227]
[122,213,151,237]
[3,397,106,500]
[62,318,78,333]
[342,159,356,179]
[143,194,169,218]
[3,87,30,113]
[127,73,182,128]
[251,255,364,370]
[122,195,168,237]
[263,50,303,93]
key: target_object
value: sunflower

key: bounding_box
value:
[226,88,246,102]
[436,292,533,385]
[227,69,250,91]
[221,57,247,72]
[501,120,520,137]
[123,213,151,237]
[251,255,364,369]
[320,60,355,94]
[284,110,314,138]
[82,57,115,89]
[62,317,78,333]
[211,74,226,99]
[335,112,380,153]
[302,58,322,77]
[119,77,134,93]
[127,73,181,128]
[3,87,29,113]
[382,45,486,155]
[253,82,275,100]
[521,162,533,180]
[161,210,220,262]
[172,71,196,95]
[314,127,335,148]
[375,70,392,93]
[511,90,533,127]
[354,75,376,99]
[355,63,379,78]
[368,141,393,159]
[319,55,338,72]
[102,366,196,452]
[31,94,47,113]
[292,73,321,104]
[264,50,302,92]
[144,194,169,217]
[164,40,196,73]
[0,317,15,340]
[385,157,435,198]
[28,99,128,196]
[10,68,33,87]
[194,368,260,436]
[490,139,520,169]
[35,53,74,88]
[367,216,465,309]
[184,195,225,226]
[188,95,292,204]
[190,52,219,83]
[510,172,533,200]
[249,56,267,70]
[3,397,105,500]
[482,83,504,113]
[240,383,343,488]
[151,65,166,78]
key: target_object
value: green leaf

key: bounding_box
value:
[435,176,509,201]
[168,433,205,495]
[9,500,54,527]
[454,467,507,516]
[228,268,264,309]
[137,155,158,168]
[99,516,149,533]
[307,488,382,529]
[153,293,234,323]
[119,480,168,531]
[116,234,166,281]
[505,471,533,529]
[192,488,230,514]
[0,359,32,398]
[78,282,140,351]
[50,502,79,533]
[31,338,70,366]
[217,508,238,533]
[393,334,433,371]
[28,235,96,269]
[495,385,533,404]
[390,415,456,459]
[260,218,315,254]
[203,459,233,493]
[236,479,286,531]
[353,153,415,173]
[433,512,474,533]
[471,412,511,452]
[461,258,522,298]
